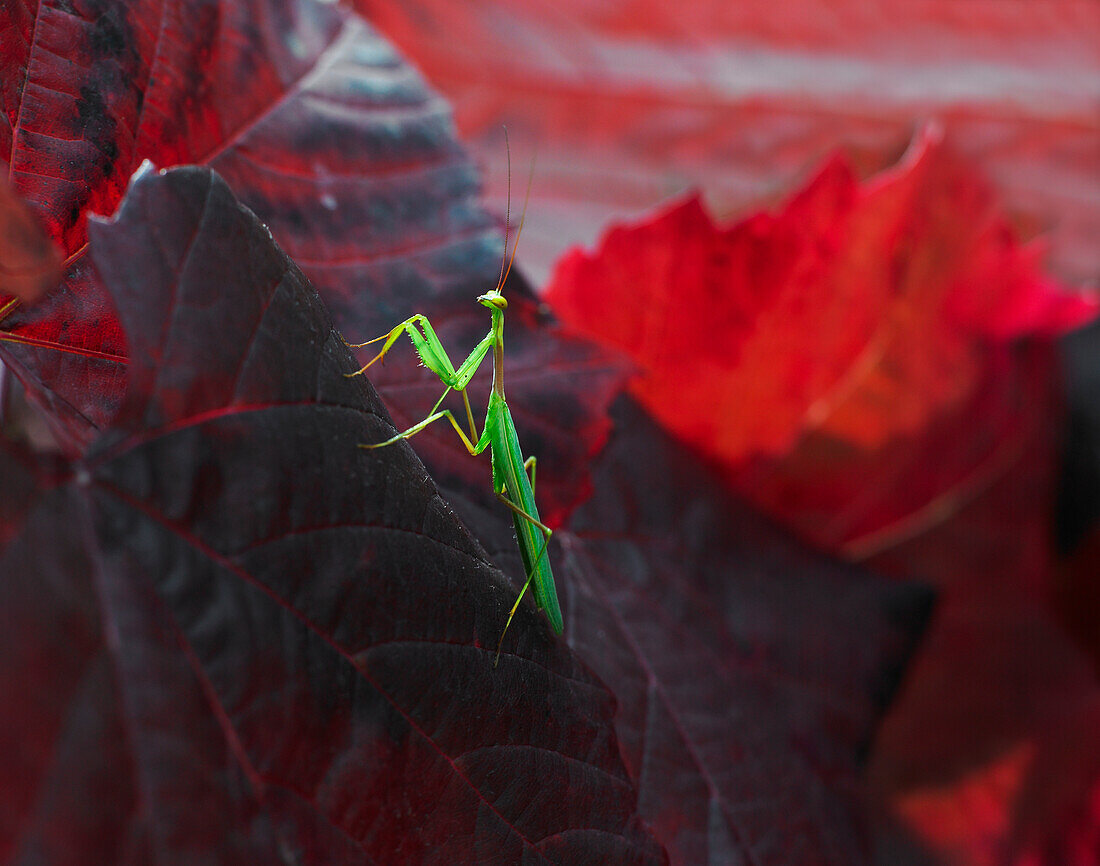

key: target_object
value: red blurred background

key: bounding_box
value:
[359,0,1099,289]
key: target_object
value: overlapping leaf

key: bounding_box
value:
[568,401,931,864]
[0,0,617,522]
[445,398,932,864]
[0,164,664,865]
[2,0,328,446]
[543,126,1100,863]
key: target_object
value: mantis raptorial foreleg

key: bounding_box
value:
[346,314,492,444]
[344,315,493,395]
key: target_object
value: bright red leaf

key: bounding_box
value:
[544,126,1095,558]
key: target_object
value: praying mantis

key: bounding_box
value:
[345,159,561,663]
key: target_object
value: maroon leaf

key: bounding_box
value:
[0,164,665,865]
[445,397,933,864]
[1014,705,1100,866]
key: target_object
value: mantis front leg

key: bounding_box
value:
[345,315,494,395]
[345,314,494,444]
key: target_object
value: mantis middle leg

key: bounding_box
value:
[524,456,536,496]
[362,385,490,456]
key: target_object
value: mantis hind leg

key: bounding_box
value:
[494,570,535,667]
[491,489,553,666]
[495,490,552,539]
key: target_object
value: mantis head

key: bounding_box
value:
[478,289,508,310]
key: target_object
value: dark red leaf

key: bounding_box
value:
[0,0,332,447]
[1014,720,1100,866]
[444,397,932,864]
[0,6,461,450]
[0,164,665,865]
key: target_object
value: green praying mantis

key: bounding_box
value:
[345,160,561,664]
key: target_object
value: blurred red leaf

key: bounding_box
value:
[1016,760,1100,866]
[359,0,1100,287]
[544,126,1095,560]
[0,164,666,865]
[0,177,60,303]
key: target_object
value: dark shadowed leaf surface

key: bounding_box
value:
[445,397,933,865]
[0,165,665,865]
[1057,317,1100,671]
[1015,751,1100,866]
